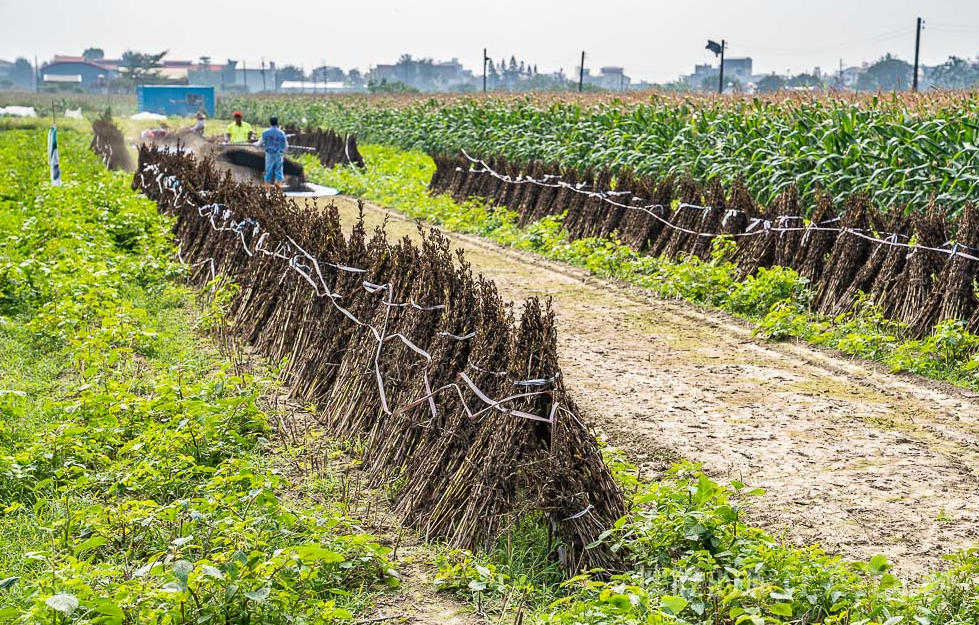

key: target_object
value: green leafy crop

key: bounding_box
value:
[223,92,979,214]
[0,124,396,624]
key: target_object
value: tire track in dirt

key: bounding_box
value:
[326,197,979,581]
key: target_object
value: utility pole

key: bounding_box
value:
[578,50,585,93]
[261,58,267,92]
[483,48,488,92]
[718,39,726,94]
[34,55,39,92]
[912,17,923,92]
[243,60,248,91]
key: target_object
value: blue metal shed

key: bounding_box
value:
[137,85,215,117]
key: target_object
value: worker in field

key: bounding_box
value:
[225,110,254,143]
[190,111,206,136]
[255,115,288,189]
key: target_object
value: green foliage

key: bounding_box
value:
[428,443,979,624]
[307,142,979,621]
[118,49,169,86]
[307,144,979,395]
[0,94,138,117]
[0,126,396,623]
[758,299,979,386]
[930,57,979,90]
[367,79,420,94]
[222,92,979,212]
[857,54,914,92]
[756,75,787,93]
[540,463,979,625]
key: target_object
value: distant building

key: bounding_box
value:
[681,57,752,89]
[370,57,475,91]
[188,60,278,93]
[434,58,471,88]
[589,67,631,90]
[39,58,118,89]
[723,57,753,80]
[232,65,274,93]
[186,62,237,91]
[41,54,286,93]
[279,80,356,93]
[840,65,863,88]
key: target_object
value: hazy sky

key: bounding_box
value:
[2,0,978,83]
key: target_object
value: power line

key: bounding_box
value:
[741,27,915,56]
[927,25,979,35]
[927,21,979,31]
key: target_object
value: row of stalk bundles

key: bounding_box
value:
[88,117,364,172]
[131,147,624,572]
[283,125,367,169]
[430,153,979,338]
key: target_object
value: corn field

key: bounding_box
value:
[428,151,979,336]
[220,91,979,213]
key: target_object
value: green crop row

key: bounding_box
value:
[302,144,979,393]
[0,124,396,624]
[221,92,979,214]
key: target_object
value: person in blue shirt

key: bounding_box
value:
[255,116,289,189]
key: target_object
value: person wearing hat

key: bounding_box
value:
[255,115,288,188]
[191,111,206,136]
[225,110,254,143]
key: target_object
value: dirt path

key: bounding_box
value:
[325,196,979,581]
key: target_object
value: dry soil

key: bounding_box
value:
[325,196,979,582]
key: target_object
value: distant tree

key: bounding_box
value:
[486,58,499,87]
[83,48,105,61]
[199,55,212,68]
[656,80,697,93]
[517,73,580,92]
[10,57,35,89]
[347,68,364,86]
[119,49,168,85]
[756,74,786,93]
[277,65,304,82]
[725,78,743,93]
[367,78,419,94]
[857,53,912,91]
[787,73,824,89]
[699,72,720,92]
[508,56,518,72]
[929,56,979,89]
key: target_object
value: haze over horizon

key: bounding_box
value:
[1,0,978,83]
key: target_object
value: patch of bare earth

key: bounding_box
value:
[326,196,979,582]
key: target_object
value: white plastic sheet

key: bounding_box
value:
[130,111,167,120]
[0,106,37,117]
[284,183,340,198]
